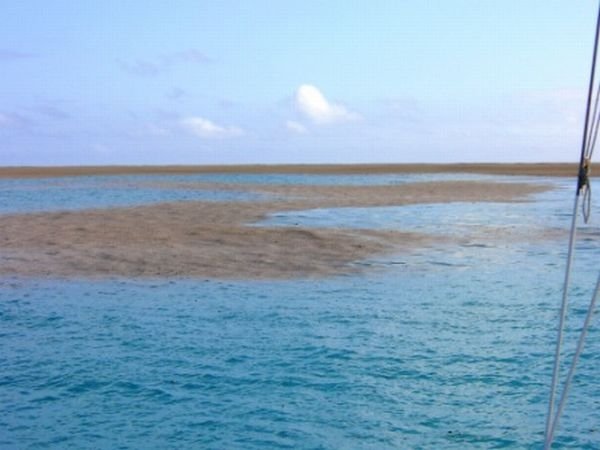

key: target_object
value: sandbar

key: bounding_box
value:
[0,163,579,178]
[0,178,554,279]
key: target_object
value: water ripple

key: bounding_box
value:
[1,175,599,448]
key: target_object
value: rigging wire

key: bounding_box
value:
[543,2,600,448]
[547,275,600,444]
[582,69,600,222]
[585,54,600,160]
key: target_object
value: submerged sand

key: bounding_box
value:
[0,178,554,279]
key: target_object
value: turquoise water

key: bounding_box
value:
[0,176,263,214]
[0,172,543,215]
[1,174,599,449]
[145,171,527,186]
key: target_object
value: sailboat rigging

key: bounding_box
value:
[543,2,600,448]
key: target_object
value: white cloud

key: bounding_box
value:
[286,120,307,134]
[295,84,359,125]
[181,116,243,139]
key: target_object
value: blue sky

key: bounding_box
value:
[0,1,597,165]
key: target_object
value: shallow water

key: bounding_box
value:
[0,172,548,215]
[1,173,599,449]
[0,176,262,214]
[150,171,529,186]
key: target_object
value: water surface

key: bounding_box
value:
[1,173,599,449]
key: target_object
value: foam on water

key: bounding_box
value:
[0,174,599,449]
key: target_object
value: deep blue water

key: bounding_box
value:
[1,173,599,449]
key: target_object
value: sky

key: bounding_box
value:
[0,1,598,165]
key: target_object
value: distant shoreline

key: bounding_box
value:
[0,163,579,178]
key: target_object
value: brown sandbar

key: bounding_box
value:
[0,180,554,279]
[0,163,579,178]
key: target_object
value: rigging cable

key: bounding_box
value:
[583,66,600,223]
[543,2,600,448]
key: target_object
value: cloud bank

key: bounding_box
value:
[181,116,243,139]
[295,84,359,125]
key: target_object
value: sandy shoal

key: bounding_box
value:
[0,180,555,279]
[0,162,580,178]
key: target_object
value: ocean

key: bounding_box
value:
[1,173,599,449]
